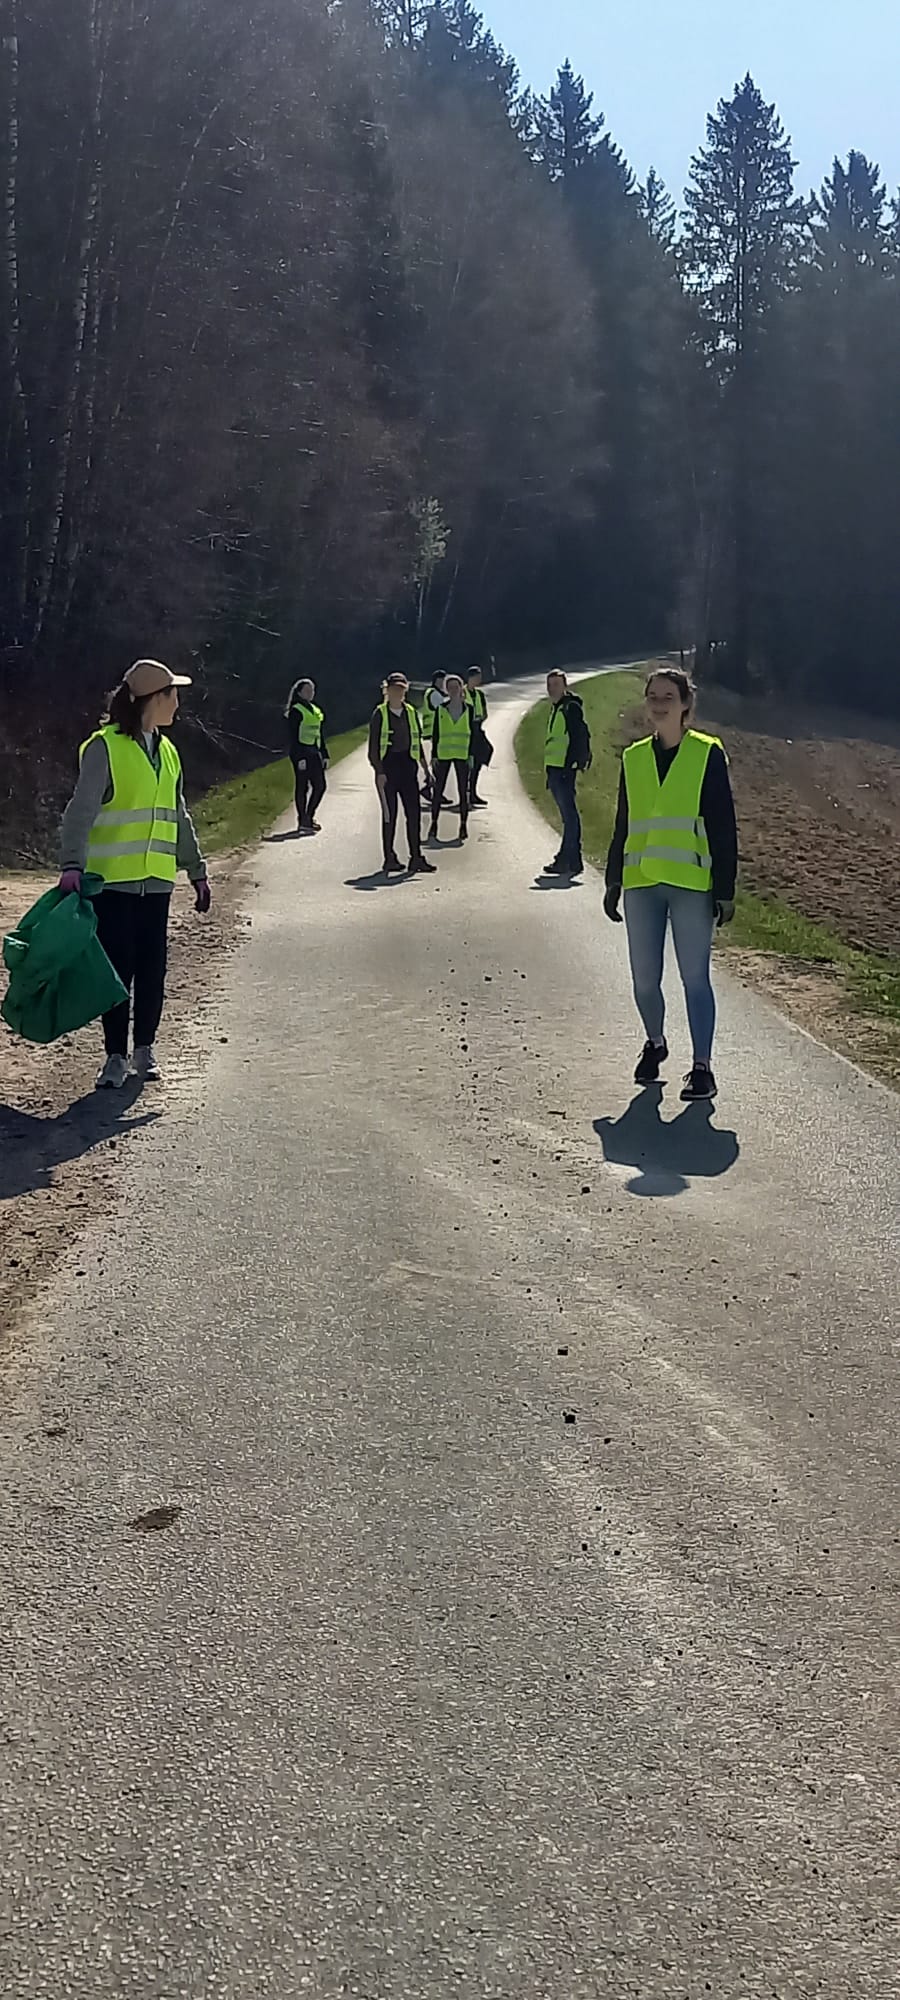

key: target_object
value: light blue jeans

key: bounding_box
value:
[624,884,717,1063]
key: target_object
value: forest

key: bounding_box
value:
[2,0,899,777]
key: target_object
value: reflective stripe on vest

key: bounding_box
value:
[434,704,472,762]
[293,702,323,749]
[622,731,720,893]
[545,704,569,769]
[82,727,182,886]
[378,701,421,762]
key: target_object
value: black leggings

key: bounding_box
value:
[293,751,327,825]
[381,754,422,864]
[431,759,469,828]
[96,891,170,1056]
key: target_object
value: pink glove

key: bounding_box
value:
[58,869,83,897]
[194,878,211,914]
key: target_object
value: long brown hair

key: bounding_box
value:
[103,683,145,740]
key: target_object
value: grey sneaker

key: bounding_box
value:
[96,1054,129,1091]
[132,1044,161,1082]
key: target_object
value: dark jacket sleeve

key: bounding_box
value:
[701,745,738,902]
[565,700,591,770]
[368,710,383,773]
[605,768,628,887]
[287,702,302,761]
[320,713,328,763]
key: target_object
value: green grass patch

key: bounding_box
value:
[515,672,900,1037]
[193,725,366,855]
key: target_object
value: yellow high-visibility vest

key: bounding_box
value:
[545,704,569,769]
[293,702,324,749]
[433,704,472,762]
[81,726,181,886]
[622,730,721,892]
[378,702,421,761]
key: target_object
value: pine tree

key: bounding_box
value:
[533,60,605,183]
[682,74,805,687]
[640,168,676,249]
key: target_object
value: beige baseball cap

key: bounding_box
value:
[124,659,192,698]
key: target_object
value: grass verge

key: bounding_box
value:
[515,673,900,1071]
[192,726,366,855]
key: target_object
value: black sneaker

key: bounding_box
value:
[634,1038,668,1086]
[680,1063,717,1102]
[459,822,468,841]
[383,854,405,875]
[410,855,437,874]
[544,859,564,875]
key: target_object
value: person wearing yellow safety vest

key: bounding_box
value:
[58,660,209,1091]
[604,666,737,1102]
[367,672,436,877]
[428,674,472,844]
[542,669,592,878]
[419,672,448,803]
[286,676,329,834]
[466,666,491,807]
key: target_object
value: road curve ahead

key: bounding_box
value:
[2,679,898,1999]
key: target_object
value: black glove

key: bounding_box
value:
[604,885,623,924]
[715,898,735,927]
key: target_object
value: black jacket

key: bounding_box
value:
[547,693,592,773]
[605,737,738,902]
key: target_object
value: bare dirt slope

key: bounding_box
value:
[702,690,900,957]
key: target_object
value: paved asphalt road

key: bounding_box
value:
[1,679,898,1999]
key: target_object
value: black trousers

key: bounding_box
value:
[431,758,470,828]
[96,891,171,1056]
[293,751,327,825]
[380,754,422,864]
[469,733,488,803]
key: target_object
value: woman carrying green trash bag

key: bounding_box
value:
[58,660,210,1089]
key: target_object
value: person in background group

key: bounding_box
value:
[419,672,448,802]
[58,660,210,1090]
[466,666,490,808]
[603,666,737,1102]
[368,672,436,878]
[543,669,592,878]
[286,677,328,834]
[428,674,472,845]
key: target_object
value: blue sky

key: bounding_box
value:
[482,0,899,203]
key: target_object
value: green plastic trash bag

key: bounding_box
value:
[1,875,128,1045]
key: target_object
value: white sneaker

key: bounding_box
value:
[132,1044,161,1082]
[96,1054,129,1091]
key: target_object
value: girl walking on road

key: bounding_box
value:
[58,660,210,1090]
[603,666,737,1102]
[286,677,329,833]
[368,673,436,878]
[428,675,472,844]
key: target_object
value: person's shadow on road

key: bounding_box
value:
[593,1085,739,1198]
[531,875,582,891]
[344,872,410,892]
[0,1086,159,1202]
